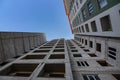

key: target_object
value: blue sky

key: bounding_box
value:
[0,0,73,40]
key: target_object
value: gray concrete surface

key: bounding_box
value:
[0,32,46,64]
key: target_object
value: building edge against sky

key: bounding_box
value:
[63,0,120,37]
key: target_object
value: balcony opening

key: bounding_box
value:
[91,21,97,32]
[85,24,90,32]
[0,63,38,77]
[89,54,97,57]
[81,26,85,33]
[44,44,54,46]
[57,44,64,46]
[38,64,65,78]
[55,46,64,48]
[33,49,50,53]
[89,41,93,48]
[39,46,52,49]
[83,49,90,52]
[0,62,9,66]
[49,54,65,59]
[97,61,111,66]
[73,54,82,57]
[100,15,112,31]
[85,40,87,45]
[82,39,84,43]
[22,55,46,59]
[80,46,85,48]
[71,49,78,52]
[96,43,101,52]
[112,74,120,80]
[70,47,76,49]
[53,49,65,52]
[69,44,74,46]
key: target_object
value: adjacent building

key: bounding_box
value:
[64,0,120,80]
[0,32,46,66]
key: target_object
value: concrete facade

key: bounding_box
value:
[0,37,120,80]
[0,39,73,80]
[66,38,120,80]
[0,32,46,65]
[63,0,120,80]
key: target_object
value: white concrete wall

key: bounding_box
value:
[73,3,120,37]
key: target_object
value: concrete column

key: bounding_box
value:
[14,32,24,56]
[29,33,34,50]
[22,33,30,53]
[34,33,38,47]
[0,33,4,64]
[1,32,16,61]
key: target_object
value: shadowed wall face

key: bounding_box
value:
[0,32,46,64]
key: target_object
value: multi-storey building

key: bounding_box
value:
[64,0,120,80]
[0,39,73,80]
[0,32,46,67]
[0,0,120,80]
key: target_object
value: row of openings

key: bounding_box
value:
[33,49,65,53]
[77,60,111,67]
[75,37,93,48]
[75,37,117,60]
[0,63,65,78]
[73,15,112,34]
[22,54,65,60]
[75,37,101,52]
[83,74,120,80]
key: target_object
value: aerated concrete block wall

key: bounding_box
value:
[0,32,46,64]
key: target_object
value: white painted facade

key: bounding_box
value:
[73,3,120,37]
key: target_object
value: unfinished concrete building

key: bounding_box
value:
[0,32,46,67]
[0,39,73,80]
[0,37,120,80]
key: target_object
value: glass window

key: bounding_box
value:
[100,15,112,31]
[85,24,89,32]
[79,13,83,22]
[98,0,108,8]
[91,21,97,32]
[79,0,83,4]
[82,9,87,19]
[81,26,85,33]
[87,1,94,15]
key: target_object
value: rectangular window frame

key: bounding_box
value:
[97,0,108,9]
[91,21,97,32]
[87,1,94,15]
[96,43,101,52]
[100,15,112,31]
